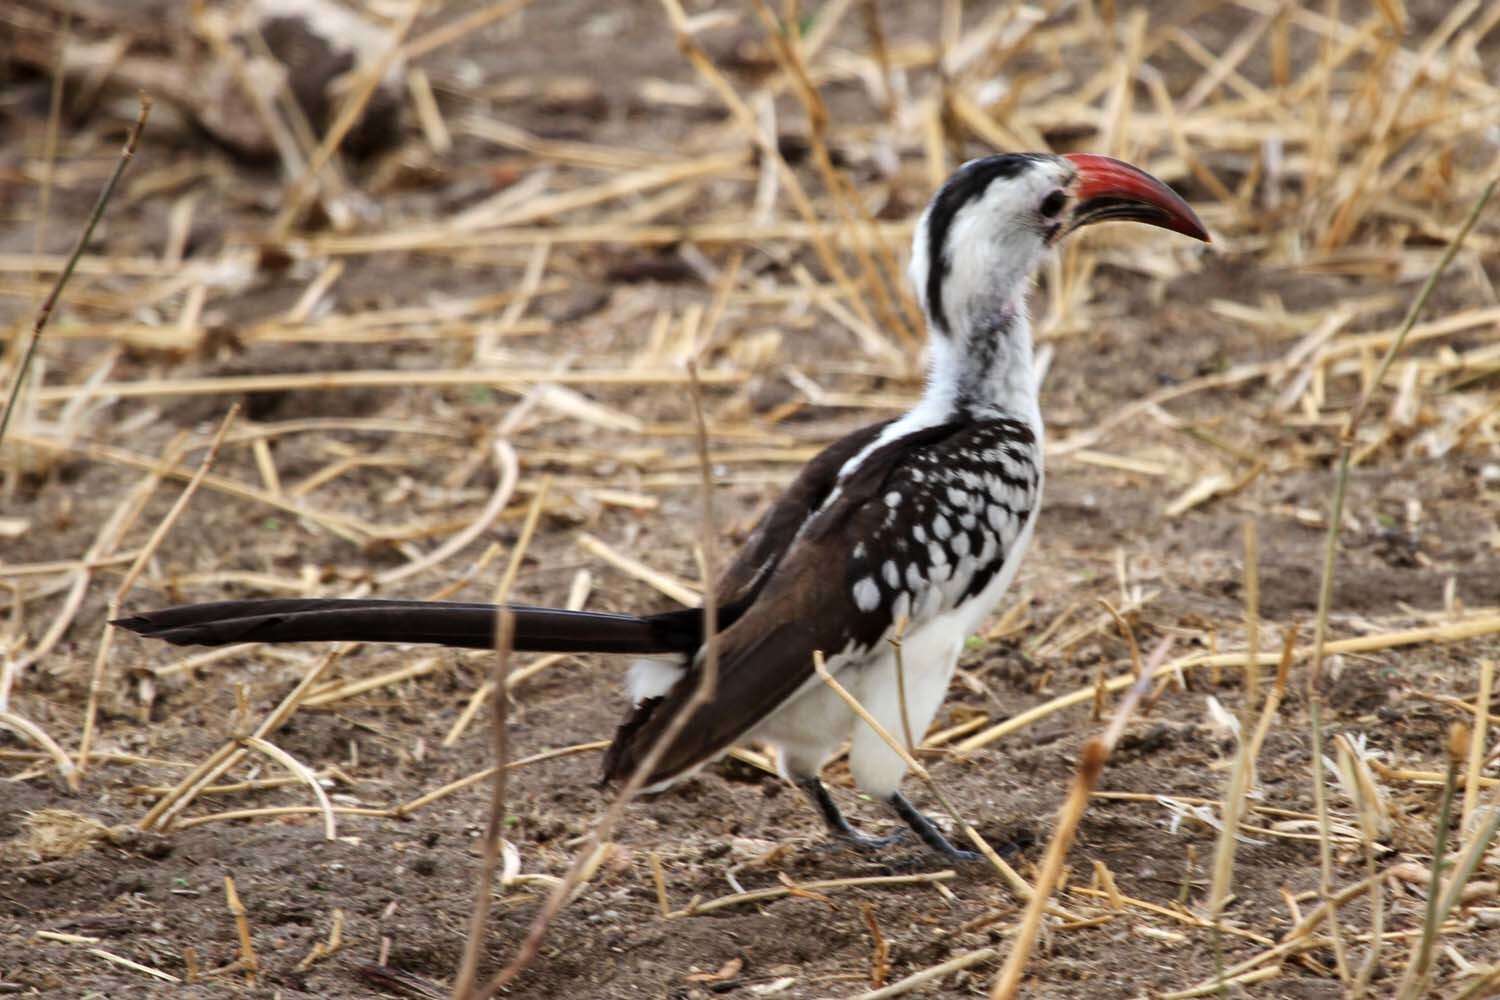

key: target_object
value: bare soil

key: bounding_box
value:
[3,2,1498,998]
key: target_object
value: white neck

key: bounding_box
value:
[835,290,1042,483]
[917,293,1041,431]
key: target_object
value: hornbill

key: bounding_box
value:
[116,153,1208,860]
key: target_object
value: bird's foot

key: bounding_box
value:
[924,834,1026,865]
[888,791,1018,865]
[924,841,984,864]
[798,776,906,853]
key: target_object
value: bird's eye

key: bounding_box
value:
[1039,190,1067,218]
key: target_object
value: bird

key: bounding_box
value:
[115,152,1208,861]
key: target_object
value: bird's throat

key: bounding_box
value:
[925,304,1040,429]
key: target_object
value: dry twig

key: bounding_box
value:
[474,361,722,996]
[1,96,150,447]
[990,642,1166,1000]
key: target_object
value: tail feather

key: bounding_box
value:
[112,598,699,655]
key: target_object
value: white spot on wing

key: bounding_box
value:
[979,533,999,563]
[944,564,972,597]
[852,576,881,612]
[882,560,901,588]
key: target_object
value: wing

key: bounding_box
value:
[604,416,1041,785]
[708,419,893,618]
[623,419,894,661]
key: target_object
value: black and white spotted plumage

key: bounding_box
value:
[603,414,1042,796]
[115,152,1207,860]
[844,418,1040,633]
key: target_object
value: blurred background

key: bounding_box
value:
[2,2,1498,996]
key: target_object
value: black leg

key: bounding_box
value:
[888,792,986,863]
[796,777,904,850]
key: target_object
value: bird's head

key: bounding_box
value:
[909,152,1209,340]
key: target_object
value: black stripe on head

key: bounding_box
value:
[923,153,1048,336]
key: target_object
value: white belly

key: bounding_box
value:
[752,505,1039,796]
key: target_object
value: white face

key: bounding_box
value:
[907,155,1076,340]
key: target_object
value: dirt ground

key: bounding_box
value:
[3,1,1499,998]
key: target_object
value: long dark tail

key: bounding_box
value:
[112,598,702,655]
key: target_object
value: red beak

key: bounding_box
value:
[1062,153,1210,242]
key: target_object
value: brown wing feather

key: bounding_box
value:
[603,525,868,784]
[709,420,892,614]
[603,419,1002,786]
[601,422,888,783]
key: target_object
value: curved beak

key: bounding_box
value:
[1062,153,1210,242]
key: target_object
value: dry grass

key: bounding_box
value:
[3,0,1499,996]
